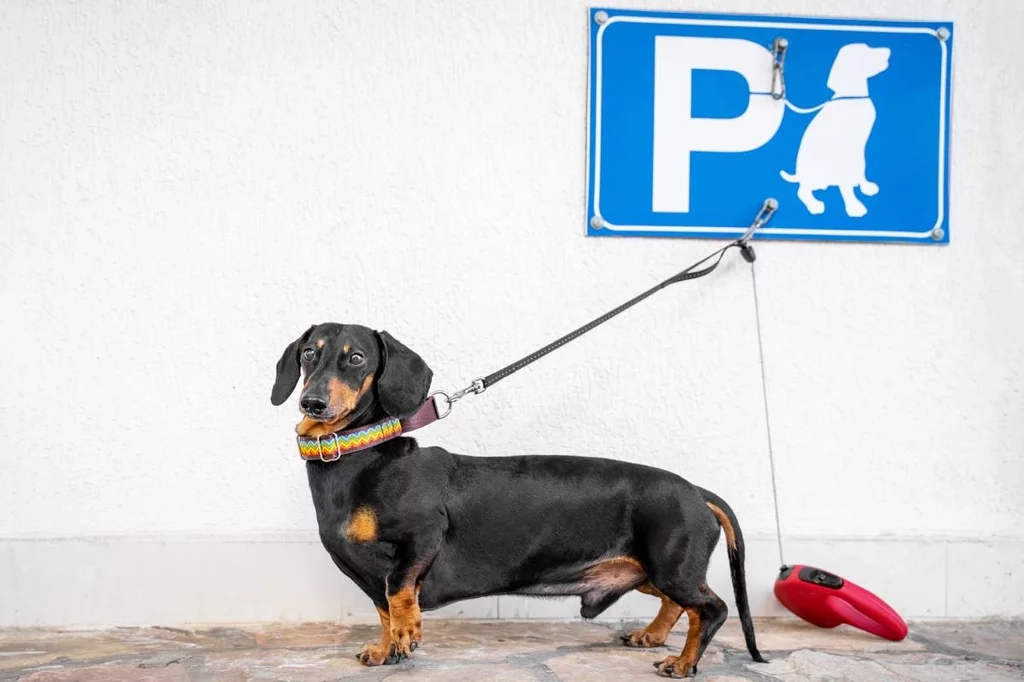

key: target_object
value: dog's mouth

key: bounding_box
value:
[303,410,344,423]
[296,410,352,437]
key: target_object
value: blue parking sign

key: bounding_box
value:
[586,9,953,243]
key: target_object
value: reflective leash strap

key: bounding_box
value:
[479,245,734,389]
[443,199,778,405]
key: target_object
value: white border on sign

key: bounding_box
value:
[591,15,949,239]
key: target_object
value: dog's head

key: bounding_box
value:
[827,43,891,95]
[270,323,433,437]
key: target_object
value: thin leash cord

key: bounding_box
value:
[750,263,786,569]
[749,92,868,115]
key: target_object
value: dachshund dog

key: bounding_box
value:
[271,323,765,678]
[780,42,891,217]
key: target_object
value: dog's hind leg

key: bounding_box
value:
[651,582,728,678]
[859,179,879,196]
[797,185,826,215]
[839,185,868,217]
[622,583,684,648]
[694,585,729,662]
[647,524,726,677]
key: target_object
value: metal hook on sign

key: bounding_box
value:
[771,37,788,101]
[739,198,778,261]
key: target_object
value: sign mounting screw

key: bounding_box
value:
[936,27,950,41]
[931,227,945,241]
[594,10,609,25]
[590,216,605,229]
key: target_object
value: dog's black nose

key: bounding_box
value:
[300,395,329,417]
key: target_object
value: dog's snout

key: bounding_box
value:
[301,394,329,417]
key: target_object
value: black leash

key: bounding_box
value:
[437,200,778,410]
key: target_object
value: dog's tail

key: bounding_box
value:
[779,170,798,183]
[700,488,766,664]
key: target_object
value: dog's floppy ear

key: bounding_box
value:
[827,43,865,94]
[271,325,316,406]
[375,331,433,418]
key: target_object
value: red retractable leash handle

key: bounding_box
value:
[774,565,908,641]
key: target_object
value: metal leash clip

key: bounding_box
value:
[739,198,779,262]
[431,377,486,420]
[771,37,788,101]
[451,378,485,403]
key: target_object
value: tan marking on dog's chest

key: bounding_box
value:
[345,507,378,543]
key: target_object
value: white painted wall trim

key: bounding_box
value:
[3,535,1021,627]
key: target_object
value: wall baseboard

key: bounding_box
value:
[2,534,1021,626]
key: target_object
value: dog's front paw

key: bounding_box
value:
[622,627,667,648]
[860,180,879,196]
[654,655,696,678]
[389,617,422,659]
[356,642,400,666]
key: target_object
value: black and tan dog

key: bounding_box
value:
[271,323,766,678]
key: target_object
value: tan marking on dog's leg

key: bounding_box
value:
[356,606,392,666]
[624,583,684,648]
[387,583,422,659]
[656,607,703,677]
[678,607,703,671]
[705,502,736,551]
[345,507,378,543]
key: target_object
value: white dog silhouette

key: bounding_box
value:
[780,43,891,217]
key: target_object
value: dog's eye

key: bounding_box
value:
[349,352,365,366]
[302,349,316,362]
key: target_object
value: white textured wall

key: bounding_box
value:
[1,0,1022,625]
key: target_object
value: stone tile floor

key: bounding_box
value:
[1,619,1022,681]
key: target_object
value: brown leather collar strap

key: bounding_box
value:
[297,397,443,462]
[400,397,444,432]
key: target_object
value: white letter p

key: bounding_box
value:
[652,36,785,213]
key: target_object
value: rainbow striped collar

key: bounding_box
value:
[295,398,444,462]
[297,417,403,461]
